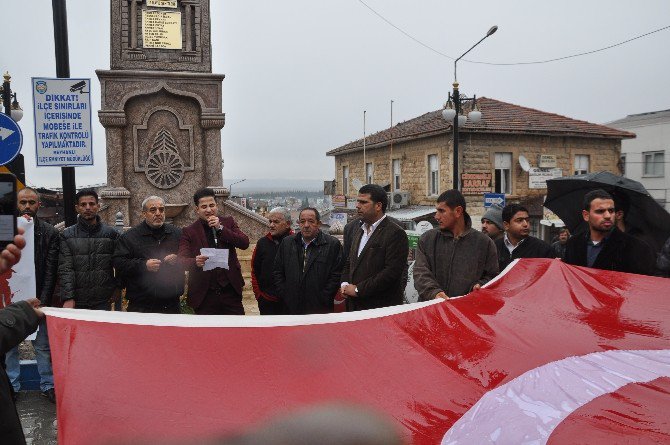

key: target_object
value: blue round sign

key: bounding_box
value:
[0,113,22,166]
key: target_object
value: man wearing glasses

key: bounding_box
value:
[113,196,184,313]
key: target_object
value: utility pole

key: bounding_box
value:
[53,0,77,226]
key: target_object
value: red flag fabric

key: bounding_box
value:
[44,259,670,444]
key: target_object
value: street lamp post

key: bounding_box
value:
[1,72,24,122]
[0,72,26,186]
[228,179,246,197]
[442,25,498,191]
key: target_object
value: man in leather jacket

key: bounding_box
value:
[4,188,59,403]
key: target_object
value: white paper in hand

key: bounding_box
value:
[200,248,229,271]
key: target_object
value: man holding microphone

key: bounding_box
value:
[178,188,249,315]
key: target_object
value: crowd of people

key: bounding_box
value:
[0,183,668,442]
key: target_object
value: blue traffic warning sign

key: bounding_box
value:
[0,113,23,166]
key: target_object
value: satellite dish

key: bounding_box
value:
[416,220,433,234]
[352,178,363,191]
[518,155,531,172]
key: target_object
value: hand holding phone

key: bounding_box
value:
[0,173,18,249]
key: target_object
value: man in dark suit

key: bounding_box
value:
[564,189,655,275]
[178,188,250,315]
[340,184,409,311]
[494,204,555,271]
[273,208,343,314]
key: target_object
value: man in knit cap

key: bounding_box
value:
[481,204,504,241]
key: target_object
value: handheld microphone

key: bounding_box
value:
[212,226,218,247]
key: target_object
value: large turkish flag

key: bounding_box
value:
[45,259,670,444]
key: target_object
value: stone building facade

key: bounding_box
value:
[328,98,634,225]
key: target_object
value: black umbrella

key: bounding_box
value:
[545,171,670,253]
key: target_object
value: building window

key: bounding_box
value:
[574,154,590,175]
[428,154,439,196]
[342,165,349,195]
[643,151,664,177]
[494,152,512,194]
[393,159,401,191]
[620,154,626,176]
[365,162,373,184]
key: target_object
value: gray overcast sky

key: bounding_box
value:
[3,0,669,188]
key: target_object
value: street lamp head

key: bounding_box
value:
[468,109,482,123]
[442,99,456,121]
[457,114,468,126]
[487,26,498,37]
[468,100,482,123]
[10,95,23,122]
[442,108,456,121]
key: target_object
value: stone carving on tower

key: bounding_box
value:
[97,0,228,227]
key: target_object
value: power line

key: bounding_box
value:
[357,0,670,66]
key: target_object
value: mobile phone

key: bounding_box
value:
[0,173,18,249]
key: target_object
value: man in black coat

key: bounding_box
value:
[113,196,184,313]
[59,189,119,310]
[564,189,655,275]
[341,185,408,311]
[4,188,59,404]
[273,208,343,314]
[251,207,293,315]
[0,299,43,445]
[495,204,554,271]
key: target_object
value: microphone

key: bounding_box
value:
[212,226,218,247]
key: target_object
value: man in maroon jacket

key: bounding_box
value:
[178,188,250,315]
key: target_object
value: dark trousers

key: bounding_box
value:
[127,299,180,314]
[258,297,285,315]
[78,301,115,311]
[196,285,244,315]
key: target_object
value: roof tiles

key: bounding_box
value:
[327,97,635,156]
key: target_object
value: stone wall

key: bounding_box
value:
[221,200,269,243]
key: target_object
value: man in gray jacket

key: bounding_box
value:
[414,190,498,300]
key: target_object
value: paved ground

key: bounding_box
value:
[16,391,57,444]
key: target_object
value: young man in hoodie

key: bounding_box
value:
[414,190,498,300]
[251,207,293,315]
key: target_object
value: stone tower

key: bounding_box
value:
[97,0,226,227]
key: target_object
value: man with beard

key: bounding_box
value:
[564,189,655,275]
[59,189,120,310]
[273,208,343,314]
[4,188,58,403]
[113,196,184,313]
[340,184,408,311]
[494,204,554,272]
[251,207,293,315]
[551,228,570,260]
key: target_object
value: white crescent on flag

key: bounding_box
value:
[44,259,670,444]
